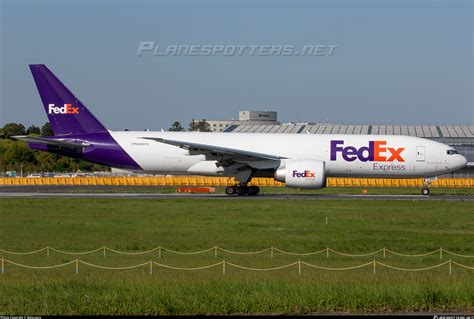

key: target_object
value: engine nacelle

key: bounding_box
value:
[274,159,326,189]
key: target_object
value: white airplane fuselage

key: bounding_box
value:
[109,131,467,178]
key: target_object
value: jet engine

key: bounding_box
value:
[274,159,326,189]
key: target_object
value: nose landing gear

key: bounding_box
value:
[421,177,437,196]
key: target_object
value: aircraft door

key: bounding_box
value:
[416,146,425,162]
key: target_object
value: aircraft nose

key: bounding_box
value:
[459,155,468,168]
[446,154,468,171]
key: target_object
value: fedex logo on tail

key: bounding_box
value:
[48,104,79,115]
[293,170,316,178]
[330,140,405,162]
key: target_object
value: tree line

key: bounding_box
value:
[169,119,212,132]
[0,122,107,174]
[0,119,213,175]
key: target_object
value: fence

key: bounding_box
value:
[0,177,473,187]
[1,258,474,275]
[2,246,473,275]
[2,246,474,259]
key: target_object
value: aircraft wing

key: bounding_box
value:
[12,135,91,150]
[141,137,285,162]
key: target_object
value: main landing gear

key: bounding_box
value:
[225,185,260,196]
[225,168,259,196]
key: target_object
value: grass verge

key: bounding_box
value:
[0,198,473,314]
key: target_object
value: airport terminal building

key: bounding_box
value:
[217,111,474,177]
[207,110,279,132]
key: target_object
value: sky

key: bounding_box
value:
[0,0,473,131]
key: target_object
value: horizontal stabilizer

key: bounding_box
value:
[12,135,91,149]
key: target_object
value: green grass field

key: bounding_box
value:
[0,197,473,315]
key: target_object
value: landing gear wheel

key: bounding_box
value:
[236,186,247,196]
[225,186,236,196]
[422,177,436,196]
[247,186,260,196]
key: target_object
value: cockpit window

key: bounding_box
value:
[447,149,459,155]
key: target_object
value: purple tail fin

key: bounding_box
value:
[29,64,107,136]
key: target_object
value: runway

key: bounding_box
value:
[0,186,472,201]
[1,192,473,201]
